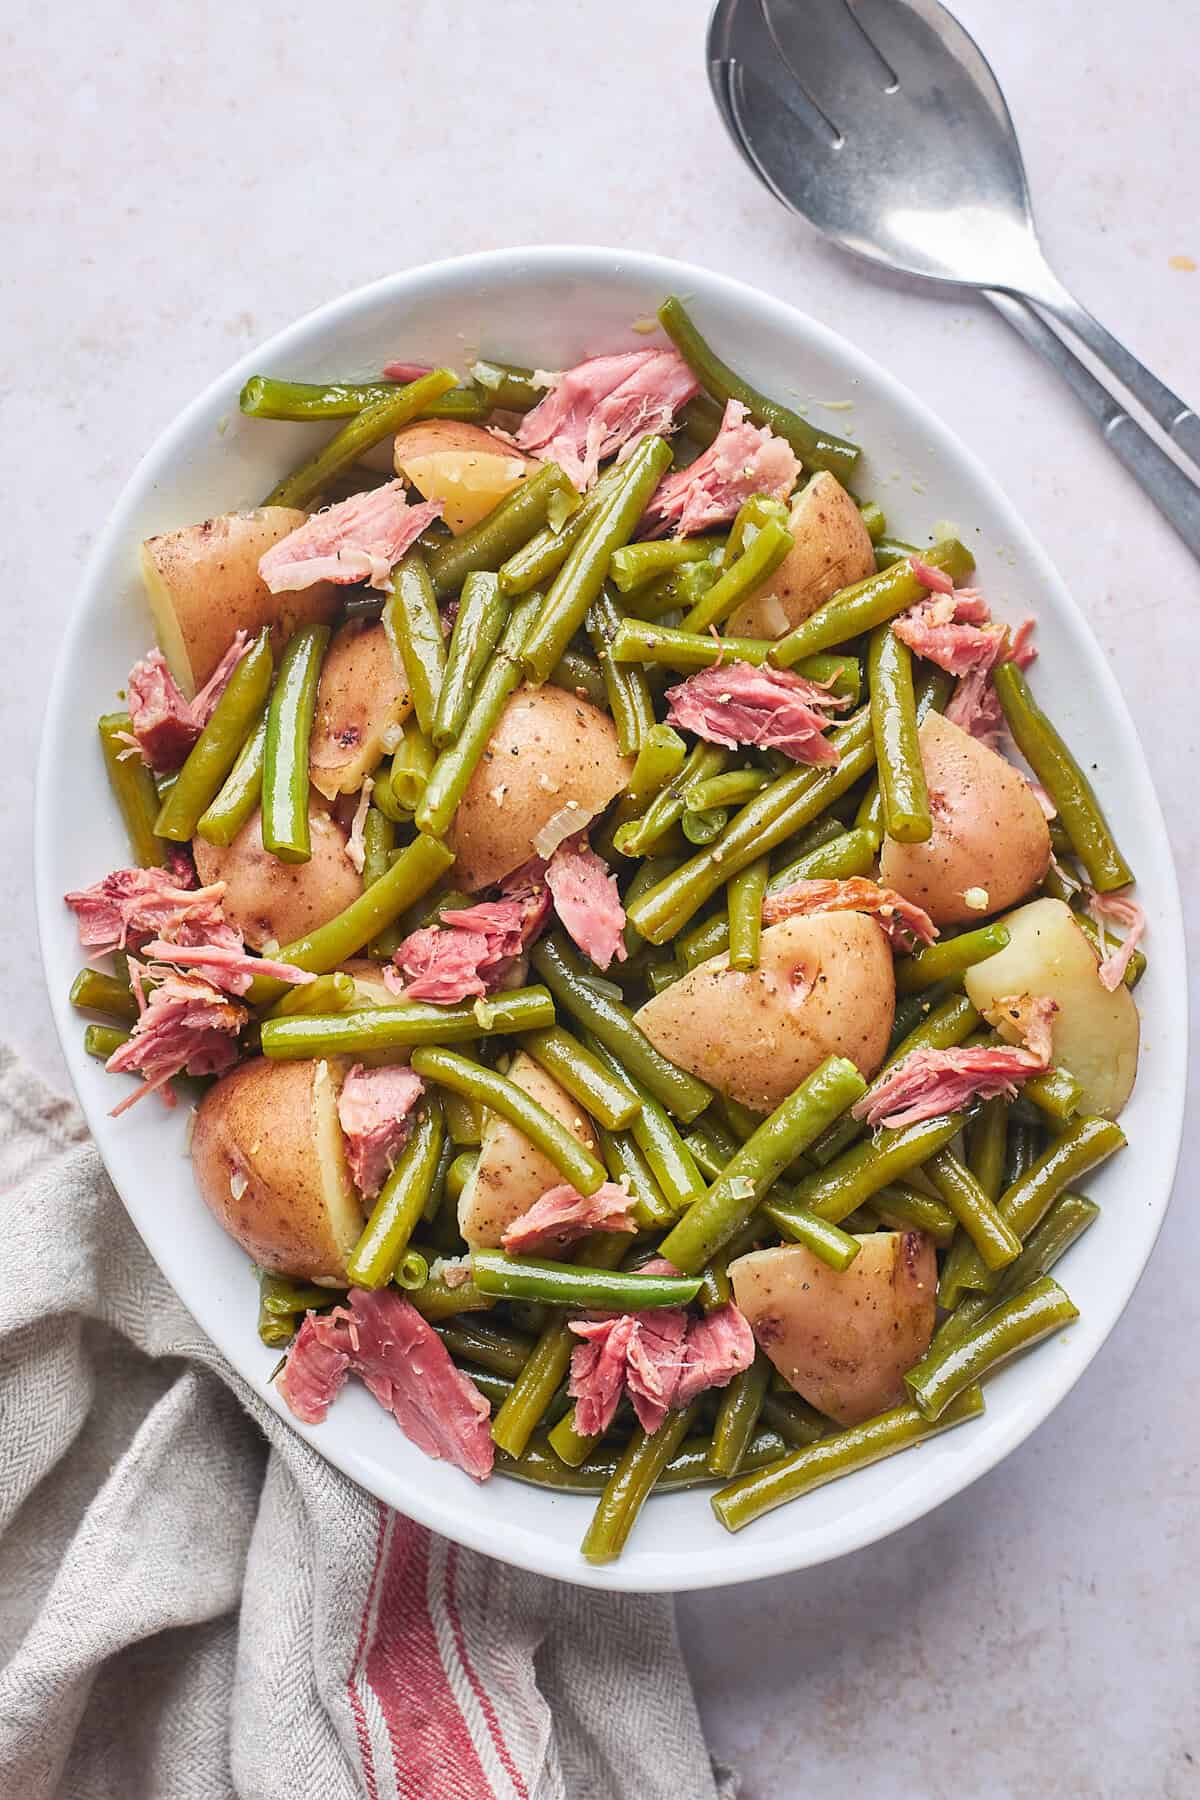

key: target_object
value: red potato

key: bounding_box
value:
[727,472,877,639]
[193,802,362,952]
[309,618,412,800]
[393,420,533,534]
[457,1052,598,1248]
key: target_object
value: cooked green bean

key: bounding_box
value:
[259,1272,339,1317]
[914,663,955,722]
[262,971,356,1020]
[925,1146,1021,1271]
[724,494,790,563]
[778,1111,967,1227]
[868,625,930,844]
[530,933,712,1122]
[614,742,729,858]
[682,1116,742,1181]
[195,708,268,847]
[498,463,627,595]
[587,587,654,755]
[771,539,975,667]
[545,1404,603,1468]
[766,825,882,899]
[70,968,139,1024]
[426,461,578,598]
[679,518,794,634]
[1022,1063,1085,1122]
[614,725,689,826]
[606,618,862,704]
[266,368,458,509]
[906,1275,1079,1420]
[469,358,547,410]
[257,1297,296,1348]
[394,1249,430,1290]
[595,1123,675,1231]
[585,1035,707,1213]
[446,1151,479,1201]
[967,1095,1008,1204]
[499,1424,787,1495]
[873,536,919,569]
[659,1057,868,1273]
[868,1180,957,1245]
[685,771,771,816]
[756,1190,863,1269]
[728,855,769,971]
[521,437,674,683]
[155,630,273,840]
[760,1390,830,1448]
[935,1190,1099,1356]
[582,1398,704,1562]
[858,501,887,542]
[384,550,445,737]
[434,1317,535,1380]
[992,663,1132,893]
[548,648,609,709]
[247,832,454,1004]
[708,1353,773,1477]
[431,572,505,749]
[473,1250,701,1311]
[415,592,542,837]
[1074,911,1146,988]
[658,296,859,481]
[712,1385,984,1531]
[261,625,329,863]
[519,1025,641,1131]
[98,712,166,867]
[241,375,489,422]
[676,912,731,970]
[893,924,1010,994]
[84,1023,130,1060]
[610,537,725,592]
[384,716,435,815]
[407,1262,494,1321]
[345,1099,444,1288]
[358,807,400,958]
[407,1045,608,1195]
[697,1249,732,1313]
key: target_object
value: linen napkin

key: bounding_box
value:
[0,1047,736,1800]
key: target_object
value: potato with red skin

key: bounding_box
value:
[393,420,533,534]
[730,1232,938,1426]
[193,802,362,952]
[457,1052,598,1249]
[446,685,632,892]
[191,1057,362,1281]
[309,618,412,799]
[634,914,894,1113]
[879,711,1051,927]
[727,472,876,639]
[140,508,339,696]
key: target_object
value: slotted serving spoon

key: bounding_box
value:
[708,0,1200,556]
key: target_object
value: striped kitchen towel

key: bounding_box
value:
[0,1047,736,1800]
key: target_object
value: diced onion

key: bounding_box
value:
[229,1168,248,1201]
[728,1174,757,1200]
[757,592,790,638]
[532,801,588,860]
[963,886,990,912]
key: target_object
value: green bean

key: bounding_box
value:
[712,1385,985,1531]
[610,537,725,592]
[394,1248,429,1290]
[499,1423,786,1494]
[407,1264,494,1322]
[498,463,627,595]
[925,1146,1021,1271]
[607,618,862,704]
[724,494,790,564]
[473,1250,701,1312]
[660,1057,868,1273]
[414,593,542,837]
[257,1295,296,1349]
[686,771,771,816]
[70,968,139,1024]
[760,1390,830,1448]
[585,1035,707,1214]
[519,1025,641,1131]
[676,912,731,970]
[383,550,445,737]
[679,519,794,634]
[259,1272,338,1317]
[469,358,546,411]
[426,461,579,598]
[582,1398,704,1561]
[946,1115,1125,1295]
[657,296,860,481]
[530,933,712,1122]
[521,438,674,682]
[360,804,395,891]
[771,539,975,667]
[614,742,730,858]
[1022,1063,1085,1123]
[446,1151,479,1204]
[84,1023,130,1060]
[914,663,955,722]
[992,663,1132,893]
[854,777,883,839]
[728,855,769,971]
[587,587,654,755]
[613,726,689,827]
[893,924,1010,994]
[265,368,458,509]
[98,712,165,867]
[697,1251,733,1313]
[154,630,273,841]
[1074,911,1146,988]
[778,1111,967,1226]
[968,1096,1008,1203]
[345,1099,444,1288]
[595,1124,675,1231]
[874,536,919,569]
[626,710,877,945]
[545,1404,603,1468]
[241,375,489,422]
[708,1353,773,1477]
[858,501,887,542]
[717,1095,767,1141]
[384,716,435,815]
[766,825,882,898]
[757,1191,864,1269]
[431,572,505,749]
[678,390,726,448]
[261,625,329,863]
[867,1180,957,1245]
[247,833,454,1004]
[908,1275,1079,1420]
[262,971,356,1020]
[194,707,267,847]
[433,1317,534,1380]
[937,1190,1099,1358]
[868,625,930,844]
[548,648,609,708]
[682,1117,742,1181]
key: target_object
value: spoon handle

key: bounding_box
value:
[986,291,1200,561]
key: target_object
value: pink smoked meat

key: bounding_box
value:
[336,1063,425,1199]
[514,349,699,491]
[381,360,433,382]
[139,938,314,998]
[893,586,1005,678]
[125,635,248,770]
[853,994,1057,1130]
[65,867,231,955]
[258,483,443,593]
[1085,887,1146,991]
[544,839,627,970]
[944,664,1005,745]
[105,968,246,1115]
[762,877,937,951]
[643,400,800,537]
[666,662,845,764]
[281,1290,493,1480]
[568,1301,756,1436]
[500,1181,637,1257]
[388,889,550,1003]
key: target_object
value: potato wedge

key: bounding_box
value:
[963,896,1139,1116]
[458,1051,598,1248]
[727,472,876,638]
[634,913,894,1112]
[446,685,632,891]
[879,711,1051,927]
[393,420,533,534]
[730,1232,937,1425]
[191,1057,361,1281]
[308,618,412,799]
[193,802,362,951]
[140,507,339,695]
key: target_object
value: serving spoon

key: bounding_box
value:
[707,0,1200,557]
